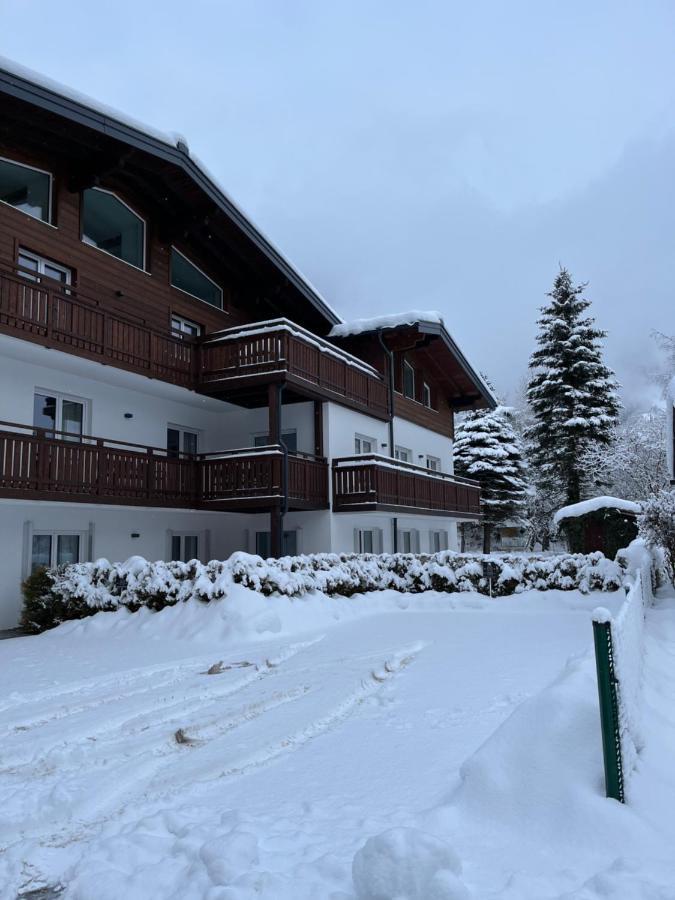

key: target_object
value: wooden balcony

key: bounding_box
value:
[0,264,389,418]
[0,262,196,386]
[332,455,481,518]
[197,319,390,417]
[0,422,328,512]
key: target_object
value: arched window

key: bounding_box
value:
[81,188,145,269]
[0,156,52,223]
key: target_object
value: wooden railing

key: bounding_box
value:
[200,320,390,418]
[0,423,328,510]
[332,454,481,517]
[0,263,196,386]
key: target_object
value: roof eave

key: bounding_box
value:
[0,65,340,328]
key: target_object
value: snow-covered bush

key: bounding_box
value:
[638,489,675,585]
[25,550,626,633]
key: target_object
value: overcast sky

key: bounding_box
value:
[2,0,674,408]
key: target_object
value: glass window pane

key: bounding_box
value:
[256,531,271,558]
[62,400,84,440]
[183,432,198,456]
[0,159,50,222]
[281,431,297,453]
[167,428,181,458]
[183,535,198,560]
[43,263,69,284]
[171,248,222,309]
[33,393,57,436]
[401,532,412,553]
[31,534,52,571]
[282,530,297,556]
[171,535,181,560]
[403,362,415,399]
[361,531,373,553]
[254,434,270,447]
[82,189,144,269]
[18,252,39,280]
[56,534,79,566]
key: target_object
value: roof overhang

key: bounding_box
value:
[0,59,340,331]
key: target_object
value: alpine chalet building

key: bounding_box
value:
[0,61,494,627]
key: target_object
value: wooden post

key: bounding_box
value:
[268,383,281,445]
[314,400,323,457]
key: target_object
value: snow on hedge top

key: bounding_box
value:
[554,495,641,525]
[329,310,443,338]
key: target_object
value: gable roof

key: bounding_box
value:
[0,56,340,330]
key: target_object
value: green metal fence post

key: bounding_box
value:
[592,619,624,803]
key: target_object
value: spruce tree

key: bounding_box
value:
[454,406,530,553]
[526,268,620,508]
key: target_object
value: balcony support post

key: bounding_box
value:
[313,400,323,457]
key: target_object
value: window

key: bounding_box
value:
[355,434,377,455]
[31,532,81,572]
[167,426,199,458]
[395,446,412,463]
[171,247,223,309]
[423,382,432,408]
[403,361,415,400]
[256,530,297,558]
[171,314,202,338]
[33,391,85,441]
[357,529,374,553]
[254,430,297,453]
[426,455,441,472]
[398,529,420,554]
[81,188,145,269]
[171,534,199,562]
[0,157,51,223]
[430,530,448,553]
[18,249,71,286]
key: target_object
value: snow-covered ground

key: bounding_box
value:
[1,585,674,899]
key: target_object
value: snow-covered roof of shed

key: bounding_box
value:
[329,310,443,338]
[0,55,341,328]
[553,496,641,526]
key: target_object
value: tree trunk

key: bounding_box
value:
[482,523,492,554]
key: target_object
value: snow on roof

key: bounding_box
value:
[329,310,443,338]
[553,496,641,526]
[0,55,342,326]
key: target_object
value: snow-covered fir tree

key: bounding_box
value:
[526,268,620,507]
[454,405,529,553]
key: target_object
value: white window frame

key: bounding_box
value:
[170,532,200,562]
[397,528,420,554]
[355,433,377,455]
[0,155,53,225]
[403,360,415,400]
[171,313,202,338]
[395,446,412,463]
[426,455,442,472]
[18,247,72,285]
[429,529,449,553]
[81,186,147,272]
[167,424,200,456]
[33,388,90,438]
[423,381,432,408]
[170,246,223,310]
[29,530,85,572]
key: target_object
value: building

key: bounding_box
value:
[0,60,494,627]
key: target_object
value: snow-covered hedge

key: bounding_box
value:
[22,550,626,633]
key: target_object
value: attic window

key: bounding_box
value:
[403,361,415,400]
[171,248,223,309]
[82,188,145,269]
[0,157,51,223]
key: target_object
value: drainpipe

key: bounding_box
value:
[377,329,397,553]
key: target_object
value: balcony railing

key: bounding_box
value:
[0,265,390,417]
[332,454,481,517]
[0,262,196,386]
[0,422,328,511]
[200,319,390,417]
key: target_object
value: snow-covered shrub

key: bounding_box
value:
[20,566,100,634]
[26,549,627,632]
[638,489,675,584]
